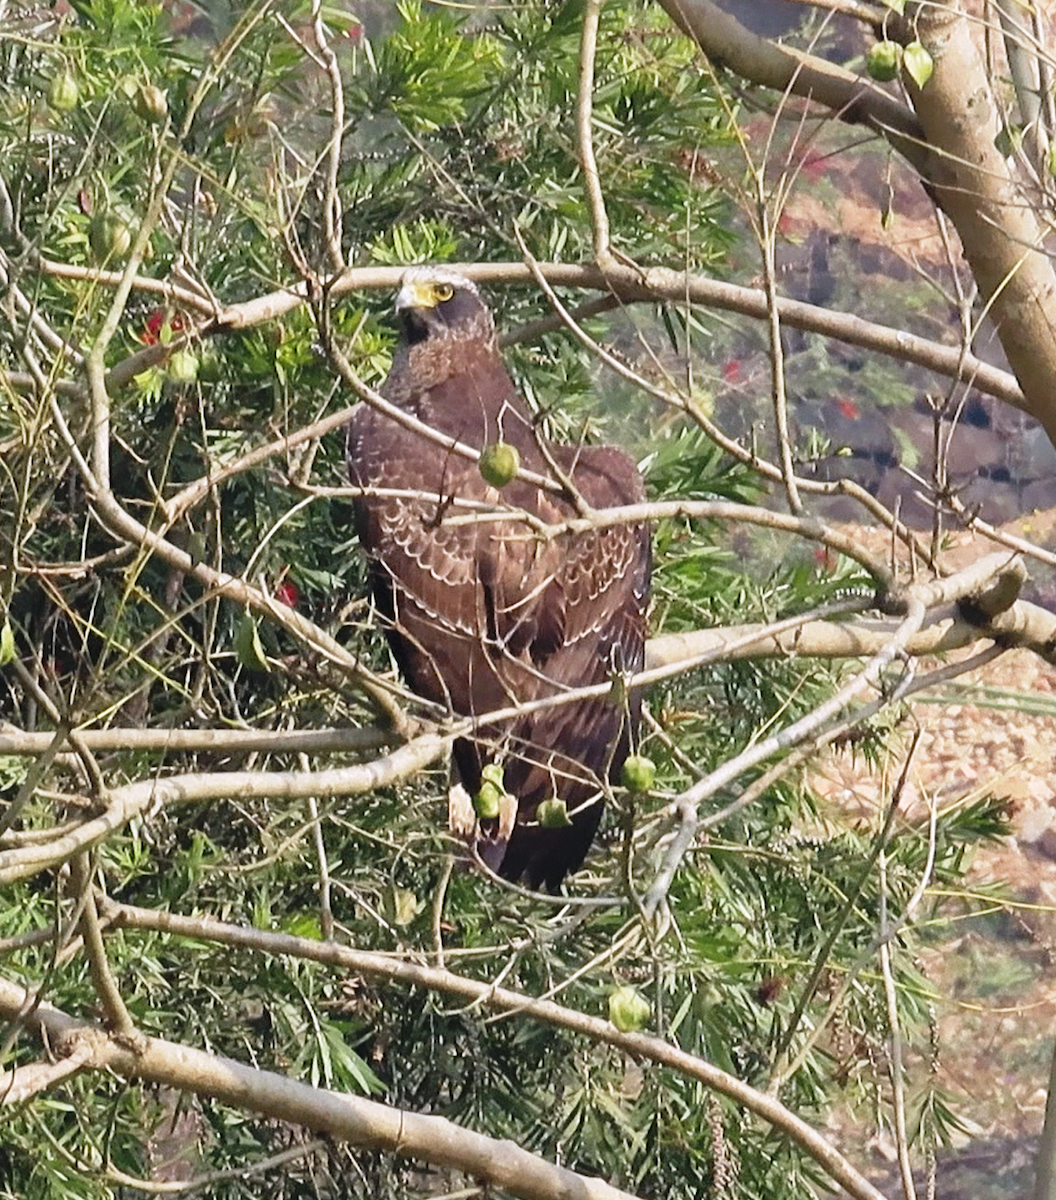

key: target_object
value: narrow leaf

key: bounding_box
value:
[0,617,15,667]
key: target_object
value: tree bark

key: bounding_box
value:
[903,1,1056,449]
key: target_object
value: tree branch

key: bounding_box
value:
[93,905,891,1200]
[0,731,453,885]
[642,548,1029,914]
[0,724,391,759]
[653,0,927,169]
[14,259,1026,412]
[0,976,643,1200]
[898,1,1056,449]
[654,0,1056,450]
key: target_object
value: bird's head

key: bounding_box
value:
[394,267,494,347]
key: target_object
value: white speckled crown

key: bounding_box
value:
[397,265,479,297]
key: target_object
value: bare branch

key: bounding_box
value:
[69,854,137,1038]
[653,0,927,168]
[13,259,1025,413]
[0,731,453,885]
[0,1045,93,1106]
[0,975,644,1200]
[577,0,614,265]
[0,724,391,759]
[93,905,891,1200]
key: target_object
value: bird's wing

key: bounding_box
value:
[532,443,649,665]
[349,397,652,891]
[347,401,563,708]
[488,443,651,890]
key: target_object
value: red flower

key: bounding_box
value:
[140,309,187,346]
[836,398,859,420]
[722,358,742,384]
[274,580,300,609]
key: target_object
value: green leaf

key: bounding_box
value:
[235,614,269,672]
[903,41,934,88]
[0,616,15,667]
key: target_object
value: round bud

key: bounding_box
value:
[866,41,902,82]
[620,754,656,794]
[536,798,571,828]
[608,986,651,1033]
[478,441,520,489]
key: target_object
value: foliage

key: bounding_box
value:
[0,3,1015,1200]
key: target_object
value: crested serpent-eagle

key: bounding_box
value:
[346,267,651,891]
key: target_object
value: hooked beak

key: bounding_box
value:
[394,279,439,313]
[395,280,441,344]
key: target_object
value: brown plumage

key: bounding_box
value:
[346,267,650,891]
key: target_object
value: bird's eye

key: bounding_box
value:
[433,283,454,302]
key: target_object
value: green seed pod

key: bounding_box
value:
[478,441,520,489]
[166,348,200,385]
[390,887,420,927]
[133,82,168,124]
[536,798,571,828]
[473,780,503,820]
[480,762,505,790]
[186,531,208,567]
[621,754,656,794]
[235,614,269,672]
[0,616,16,667]
[866,41,901,83]
[608,985,651,1033]
[88,211,132,264]
[47,70,80,112]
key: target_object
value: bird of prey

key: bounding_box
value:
[346,266,650,891]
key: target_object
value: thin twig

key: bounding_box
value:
[577,0,613,265]
[310,1,346,273]
[879,846,919,1200]
[756,163,801,513]
[302,755,334,941]
[69,854,138,1037]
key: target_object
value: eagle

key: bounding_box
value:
[346,267,650,891]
